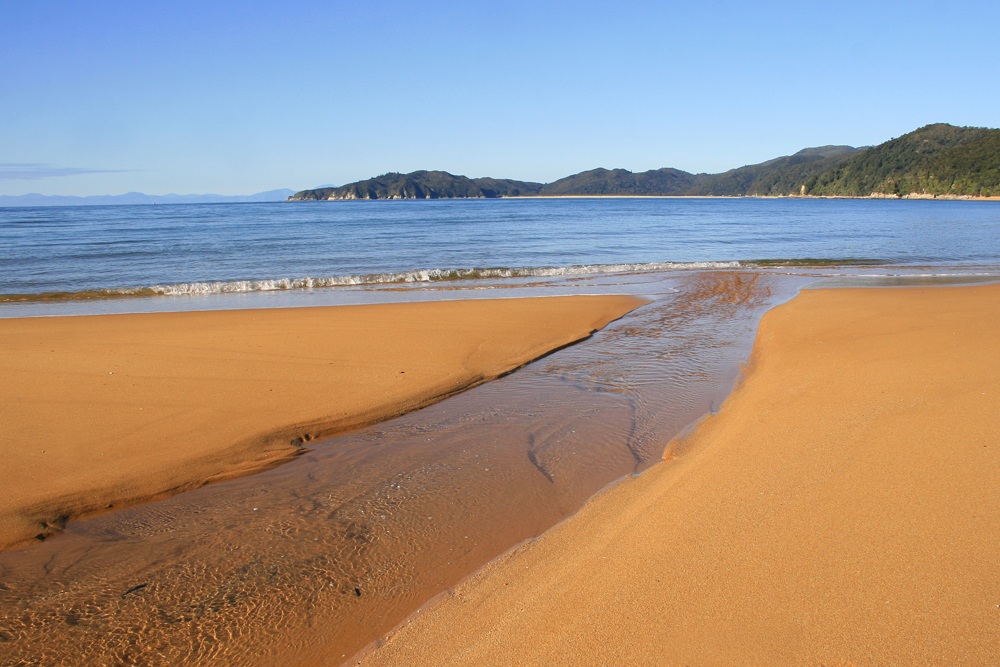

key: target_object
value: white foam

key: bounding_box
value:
[132,262,746,297]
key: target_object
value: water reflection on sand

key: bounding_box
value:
[0,270,833,665]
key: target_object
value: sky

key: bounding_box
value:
[2,0,999,196]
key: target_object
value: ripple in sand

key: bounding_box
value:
[0,270,808,666]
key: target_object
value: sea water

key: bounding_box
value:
[2,198,999,314]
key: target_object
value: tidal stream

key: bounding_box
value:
[0,271,808,666]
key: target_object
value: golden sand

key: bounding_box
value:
[0,295,643,549]
[356,284,1000,666]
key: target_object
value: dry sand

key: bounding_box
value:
[356,283,1000,666]
[0,295,643,550]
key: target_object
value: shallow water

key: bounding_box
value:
[0,270,807,666]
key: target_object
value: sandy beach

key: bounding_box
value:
[356,283,1000,666]
[0,295,642,550]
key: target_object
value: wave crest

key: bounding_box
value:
[0,261,753,303]
[143,262,745,296]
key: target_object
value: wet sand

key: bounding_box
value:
[0,295,642,549]
[0,271,797,666]
[357,283,1000,666]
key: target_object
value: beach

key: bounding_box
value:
[356,283,1000,666]
[1,270,788,666]
[0,295,643,550]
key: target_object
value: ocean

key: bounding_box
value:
[2,197,999,317]
[2,198,999,664]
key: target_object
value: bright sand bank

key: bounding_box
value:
[356,283,1000,666]
[0,295,643,550]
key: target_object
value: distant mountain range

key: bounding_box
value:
[290,124,1000,201]
[0,189,295,207]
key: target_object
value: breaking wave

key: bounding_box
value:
[2,262,748,303]
[0,258,905,304]
[143,262,750,295]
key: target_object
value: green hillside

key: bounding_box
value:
[289,171,542,200]
[539,168,700,196]
[289,124,1000,200]
[805,124,1000,197]
[692,146,859,196]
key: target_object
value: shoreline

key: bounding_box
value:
[507,194,1000,201]
[355,283,1000,666]
[7,264,1000,313]
[0,270,788,666]
[0,295,643,550]
[295,194,1000,202]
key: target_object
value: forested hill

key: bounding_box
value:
[288,124,1000,200]
[290,171,543,200]
[799,124,1000,197]
[688,145,859,196]
[540,167,700,196]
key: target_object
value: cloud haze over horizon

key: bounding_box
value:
[2,0,998,197]
[0,163,130,181]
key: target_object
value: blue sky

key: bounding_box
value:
[2,0,998,196]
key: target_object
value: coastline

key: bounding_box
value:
[355,283,1000,666]
[0,270,788,666]
[0,295,643,550]
[505,194,1000,201]
[293,194,1000,202]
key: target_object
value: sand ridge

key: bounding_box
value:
[0,295,643,550]
[355,283,1000,666]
